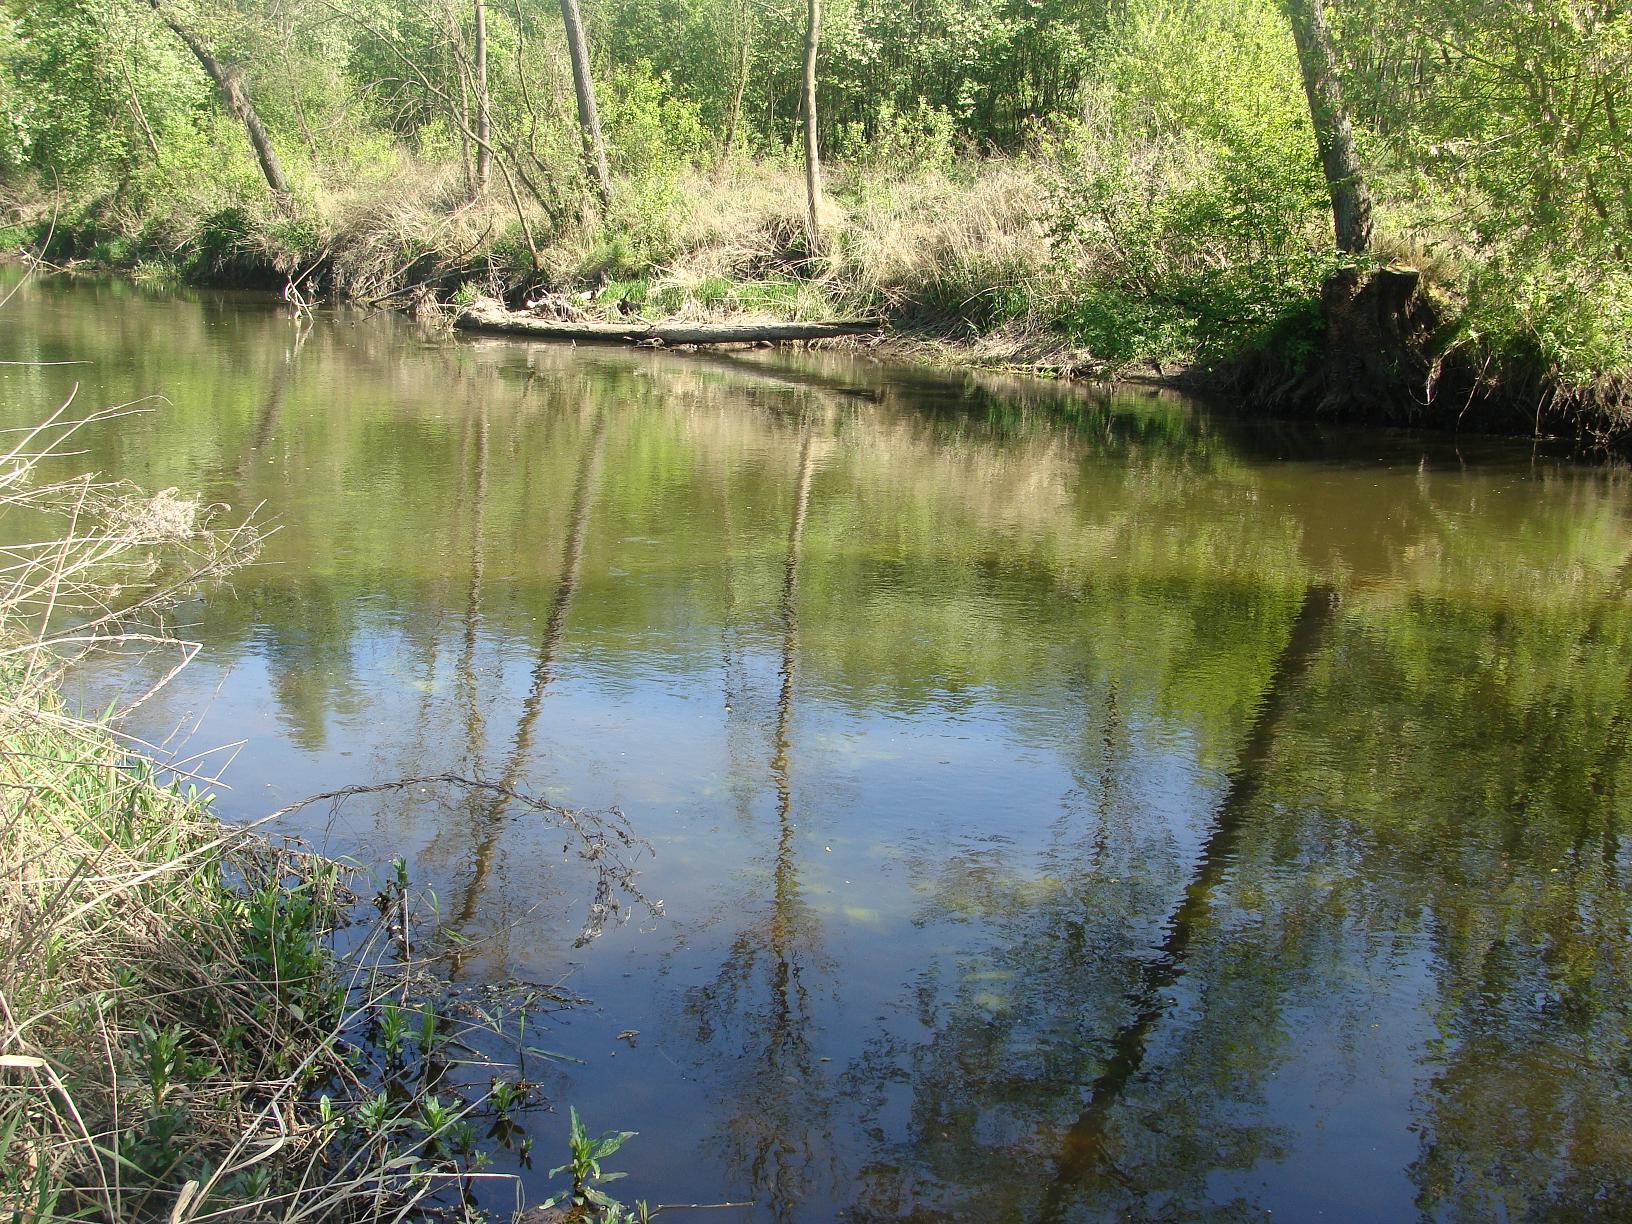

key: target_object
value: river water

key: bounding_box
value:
[5,270,1631,1222]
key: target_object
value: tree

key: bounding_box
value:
[1282,0,1372,253]
[558,0,612,203]
[145,0,292,207]
[719,0,753,164]
[800,0,822,244]
[472,0,490,193]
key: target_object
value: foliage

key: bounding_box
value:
[1329,0,1632,382]
[601,62,711,178]
[0,0,1626,399]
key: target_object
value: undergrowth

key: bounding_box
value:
[6,114,1627,432]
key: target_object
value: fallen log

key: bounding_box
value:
[453,297,882,346]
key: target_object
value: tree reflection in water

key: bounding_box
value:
[446,404,608,963]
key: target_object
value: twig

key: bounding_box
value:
[264,773,663,944]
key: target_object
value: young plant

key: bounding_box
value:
[378,999,408,1060]
[542,1106,637,1216]
[418,1005,444,1055]
[490,1076,523,1118]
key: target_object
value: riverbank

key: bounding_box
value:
[0,426,464,1221]
[1,697,480,1221]
[8,154,1628,455]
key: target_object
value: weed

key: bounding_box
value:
[541,1105,638,1218]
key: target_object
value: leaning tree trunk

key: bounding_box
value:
[800,0,823,245]
[147,0,292,208]
[473,0,491,194]
[1284,0,1373,254]
[558,0,612,204]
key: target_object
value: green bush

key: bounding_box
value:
[1466,251,1632,388]
[185,206,259,281]
[602,63,711,179]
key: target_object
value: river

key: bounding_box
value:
[4,269,1631,1222]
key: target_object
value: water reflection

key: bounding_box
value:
[3,269,1631,1221]
[685,421,834,1219]
[441,402,608,962]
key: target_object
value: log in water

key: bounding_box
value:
[454,297,882,346]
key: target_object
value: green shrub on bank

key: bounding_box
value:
[1465,253,1632,394]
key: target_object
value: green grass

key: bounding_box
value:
[0,678,529,1221]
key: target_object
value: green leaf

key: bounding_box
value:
[594,1129,636,1157]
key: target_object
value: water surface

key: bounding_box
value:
[4,271,1631,1222]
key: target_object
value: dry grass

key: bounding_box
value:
[26,142,1066,343]
[0,728,373,1223]
[0,404,258,711]
[318,159,533,303]
[619,160,1054,326]
[464,157,1063,334]
[825,161,1055,329]
[0,404,346,1224]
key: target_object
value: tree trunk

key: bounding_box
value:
[800,0,823,245]
[454,299,882,344]
[147,0,292,207]
[558,0,612,204]
[1284,0,1373,254]
[453,34,474,193]
[119,58,162,161]
[473,0,491,194]
[720,0,753,165]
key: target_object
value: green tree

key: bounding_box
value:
[1281,0,1372,252]
[145,0,292,203]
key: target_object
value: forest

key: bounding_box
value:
[0,0,1628,435]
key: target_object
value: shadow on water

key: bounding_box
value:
[5,267,1632,1221]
